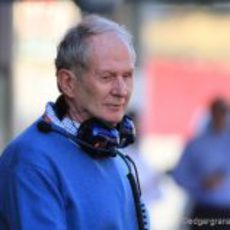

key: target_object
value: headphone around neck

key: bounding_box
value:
[37,115,136,158]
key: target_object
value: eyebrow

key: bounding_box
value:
[96,68,134,75]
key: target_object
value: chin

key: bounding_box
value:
[94,107,126,123]
[101,114,124,125]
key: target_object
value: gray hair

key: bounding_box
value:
[55,15,136,77]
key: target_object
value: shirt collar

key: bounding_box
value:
[44,102,80,136]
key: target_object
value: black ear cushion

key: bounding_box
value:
[78,118,113,134]
[77,118,120,158]
[76,116,136,158]
[77,118,117,146]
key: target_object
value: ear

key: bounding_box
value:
[57,69,76,98]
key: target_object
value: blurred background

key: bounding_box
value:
[1,0,230,229]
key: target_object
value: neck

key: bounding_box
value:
[65,99,90,124]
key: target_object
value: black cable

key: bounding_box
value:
[125,154,142,196]
[117,151,148,230]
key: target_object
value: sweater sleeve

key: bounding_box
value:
[1,163,66,230]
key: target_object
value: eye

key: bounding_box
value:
[102,75,110,80]
[123,72,133,79]
[100,73,115,82]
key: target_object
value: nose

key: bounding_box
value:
[111,76,129,97]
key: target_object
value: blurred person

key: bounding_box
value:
[0,15,149,230]
[172,97,230,230]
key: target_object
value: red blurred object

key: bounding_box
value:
[143,57,230,138]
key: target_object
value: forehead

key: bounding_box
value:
[87,33,134,70]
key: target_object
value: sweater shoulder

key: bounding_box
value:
[0,119,66,170]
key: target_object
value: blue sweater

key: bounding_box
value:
[0,120,139,229]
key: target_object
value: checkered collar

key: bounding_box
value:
[44,102,80,136]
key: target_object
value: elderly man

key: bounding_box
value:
[0,15,148,230]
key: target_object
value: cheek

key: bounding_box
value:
[83,83,106,104]
[127,81,134,97]
[92,82,111,96]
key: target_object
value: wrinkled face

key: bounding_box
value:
[71,33,134,125]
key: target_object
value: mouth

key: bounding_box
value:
[106,104,124,111]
